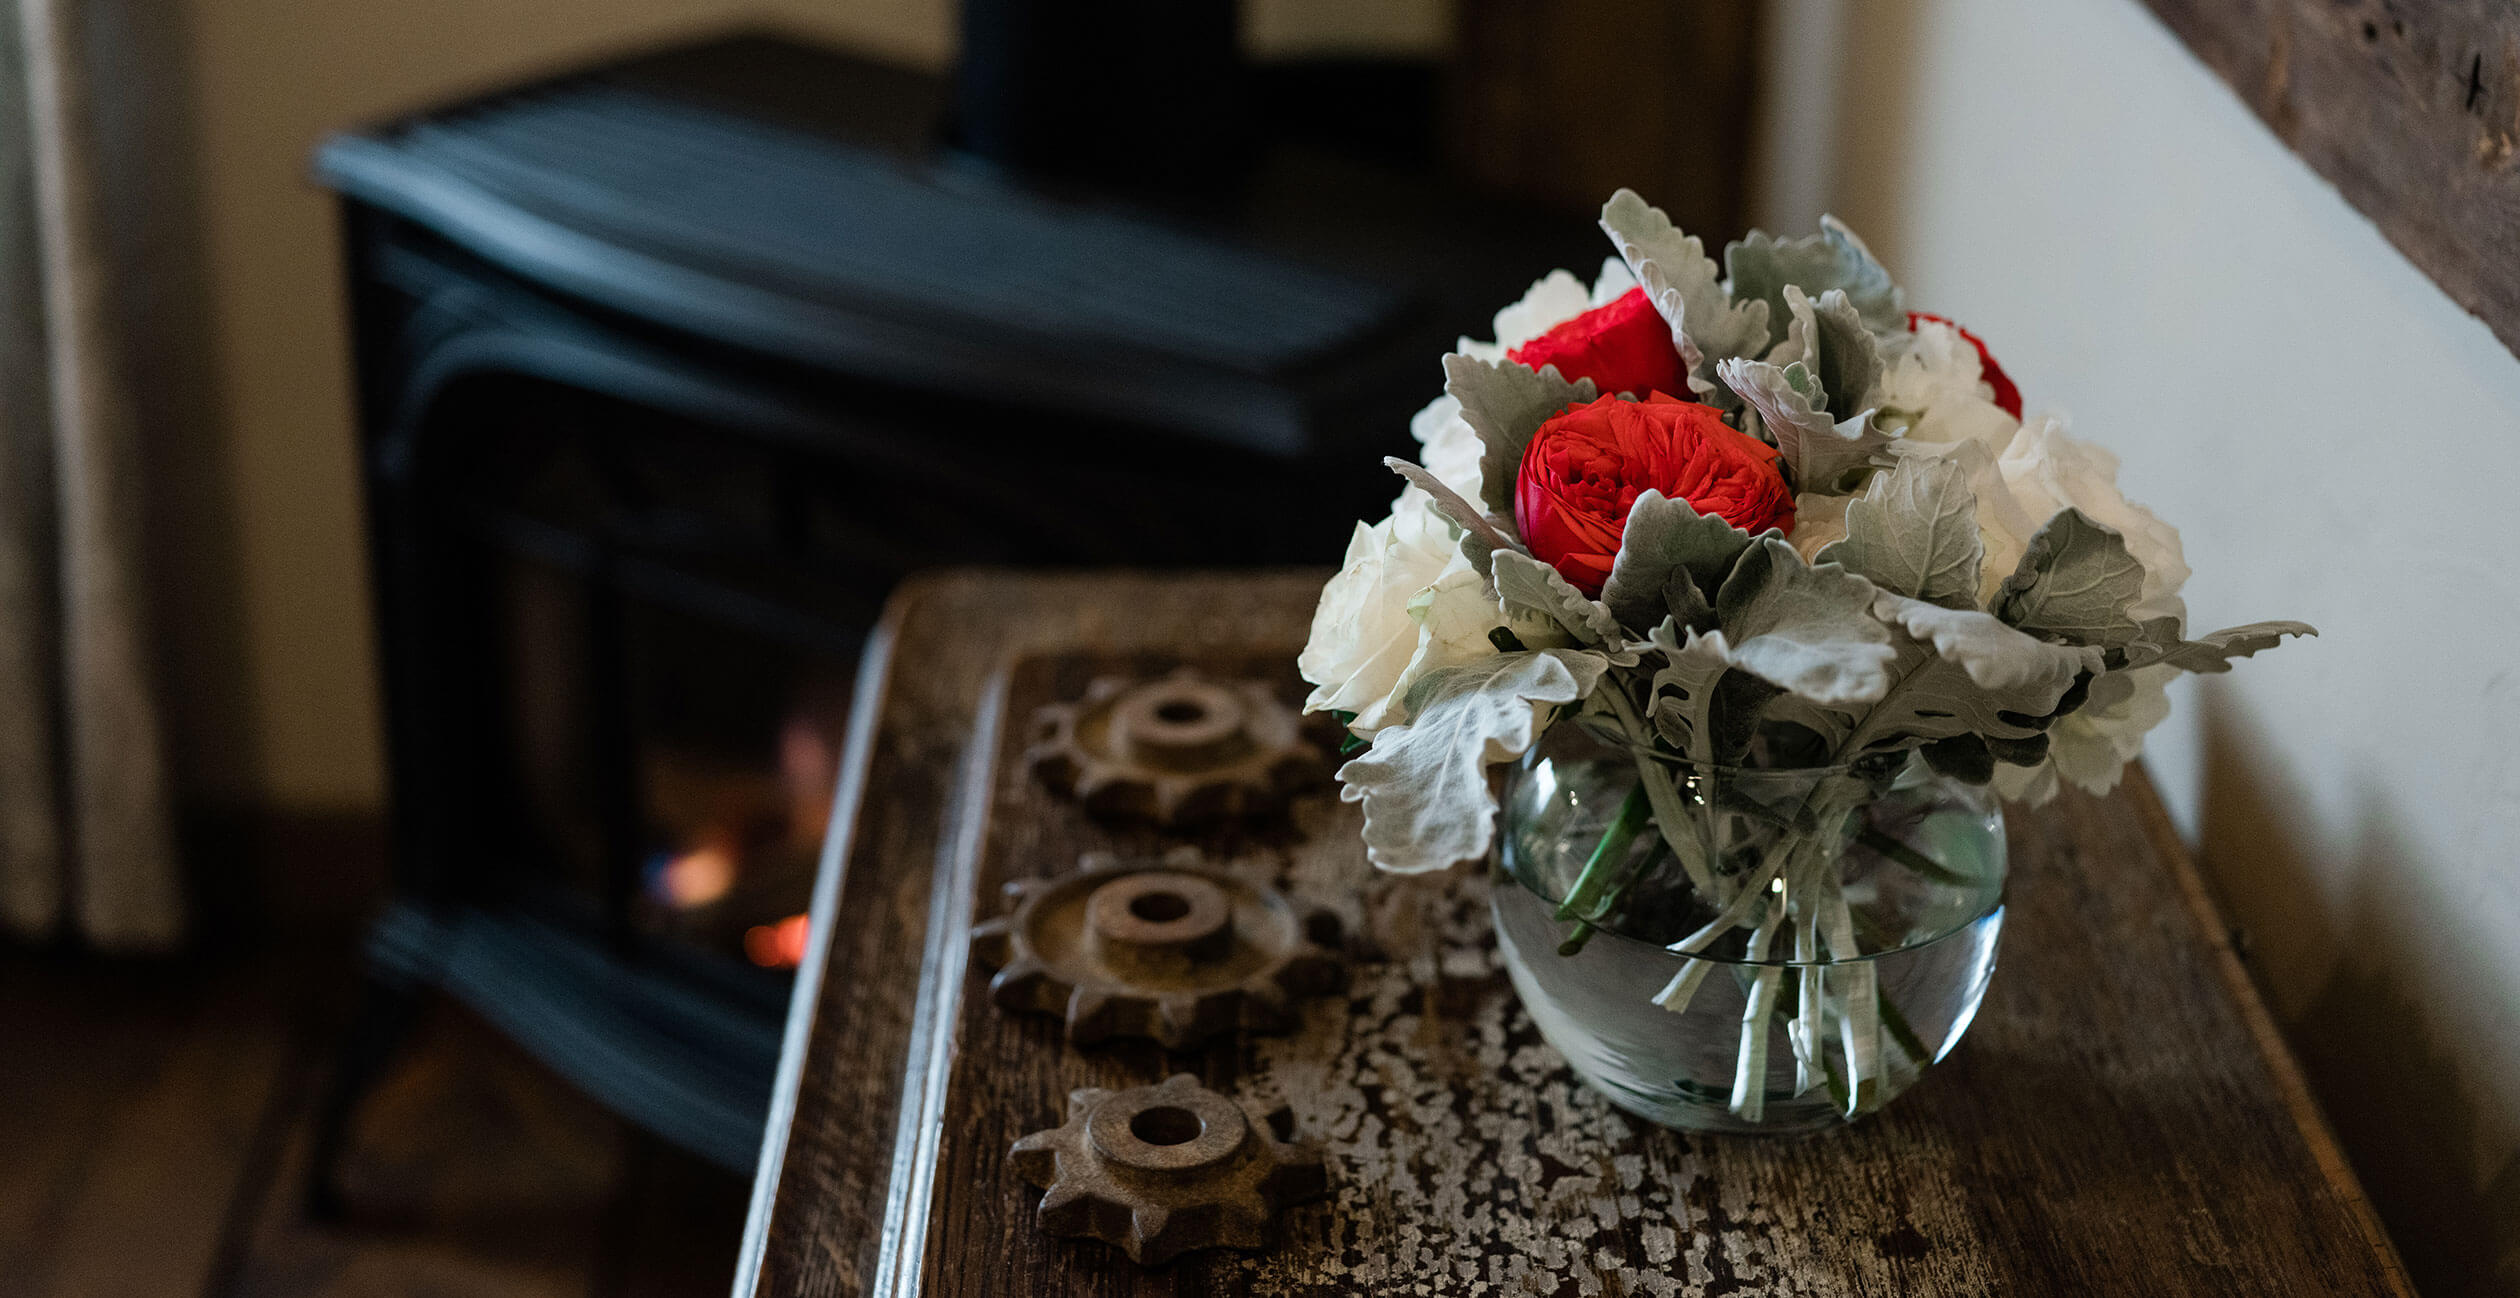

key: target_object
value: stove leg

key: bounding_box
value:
[303,971,428,1221]
[304,904,446,1221]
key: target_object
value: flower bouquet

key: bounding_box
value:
[1299,190,2313,1131]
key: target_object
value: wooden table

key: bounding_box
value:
[735,570,2413,1297]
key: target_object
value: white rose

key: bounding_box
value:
[1977,415,2190,620]
[1402,393,1485,517]
[1993,664,2176,804]
[1880,319,2019,455]
[1299,497,1504,736]
[1455,259,1639,362]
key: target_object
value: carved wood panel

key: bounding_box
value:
[2139,0,2520,356]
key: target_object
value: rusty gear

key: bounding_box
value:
[970,851,1343,1049]
[1010,1073,1327,1264]
[1025,669,1322,825]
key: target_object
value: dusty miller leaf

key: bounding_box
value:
[1713,538,1896,706]
[1599,188,1771,402]
[1849,593,2101,749]
[1759,286,1884,422]
[1645,618,1735,764]
[1724,215,1905,338]
[1804,288,1885,419]
[1599,490,1758,635]
[2124,619,2318,674]
[1815,455,1983,608]
[1921,733,1997,784]
[1875,593,2103,694]
[1444,354,1596,520]
[1717,357,1891,495]
[1491,549,1632,656]
[1338,649,1612,873]
[1995,508,2147,648]
[1382,457,1523,576]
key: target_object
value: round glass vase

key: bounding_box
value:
[1492,725,2007,1135]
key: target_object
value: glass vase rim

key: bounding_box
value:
[1624,749,1861,777]
[1561,739,1870,780]
[1494,861,2006,968]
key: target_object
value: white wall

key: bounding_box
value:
[1763,1,2520,1291]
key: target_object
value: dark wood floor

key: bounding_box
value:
[0,938,750,1297]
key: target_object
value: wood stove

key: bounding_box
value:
[307,30,1599,1194]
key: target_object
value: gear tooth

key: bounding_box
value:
[989,959,1063,1014]
[1074,850,1119,875]
[1008,1132,1062,1184]
[1074,769,1155,821]
[1154,993,1206,1044]
[1261,1140,1331,1205]
[1067,1086,1111,1114]
[1128,1205,1173,1259]
[969,917,1013,967]
[1063,986,1116,1042]
[1027,748,1081,794]
[1034,1181,1093,1228]
[1160,844,1203,869]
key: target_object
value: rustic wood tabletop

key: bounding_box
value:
[734,570,2413,1298]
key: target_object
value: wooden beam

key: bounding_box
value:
[2137,0,2520,357]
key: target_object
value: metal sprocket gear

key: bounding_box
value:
[1010,1073,1327,1264]
[1025,668,1323,826]
[970,850,1343,1049]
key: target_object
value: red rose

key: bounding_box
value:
[1506,287,1689,399]
[1514,395,1795,595]
[1908,311,2021,419]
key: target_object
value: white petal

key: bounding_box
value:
[1489,270,1594,351]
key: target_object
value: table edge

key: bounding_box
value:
[733,574,924,1298]
[2124,765,2417,1295]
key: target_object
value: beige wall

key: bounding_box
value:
[1760,1,2520,1291]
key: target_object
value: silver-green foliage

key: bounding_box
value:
[1336,196,2314,873]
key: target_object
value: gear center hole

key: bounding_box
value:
[1155,700,1206,725]
[1129,891,1192,923]
[1130,1105,1205,1146]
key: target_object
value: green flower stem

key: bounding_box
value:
[1593,683,1725,901]
[1652,955,1712,1013]
[1729,897,1787,1122]
[1856,825,1968,886]
[1816,858,1881,1116]
[1666,837,1798,956]
[1791,904,1823,1097]
[1558,838,1669,957]
[1554,782,1649,924]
